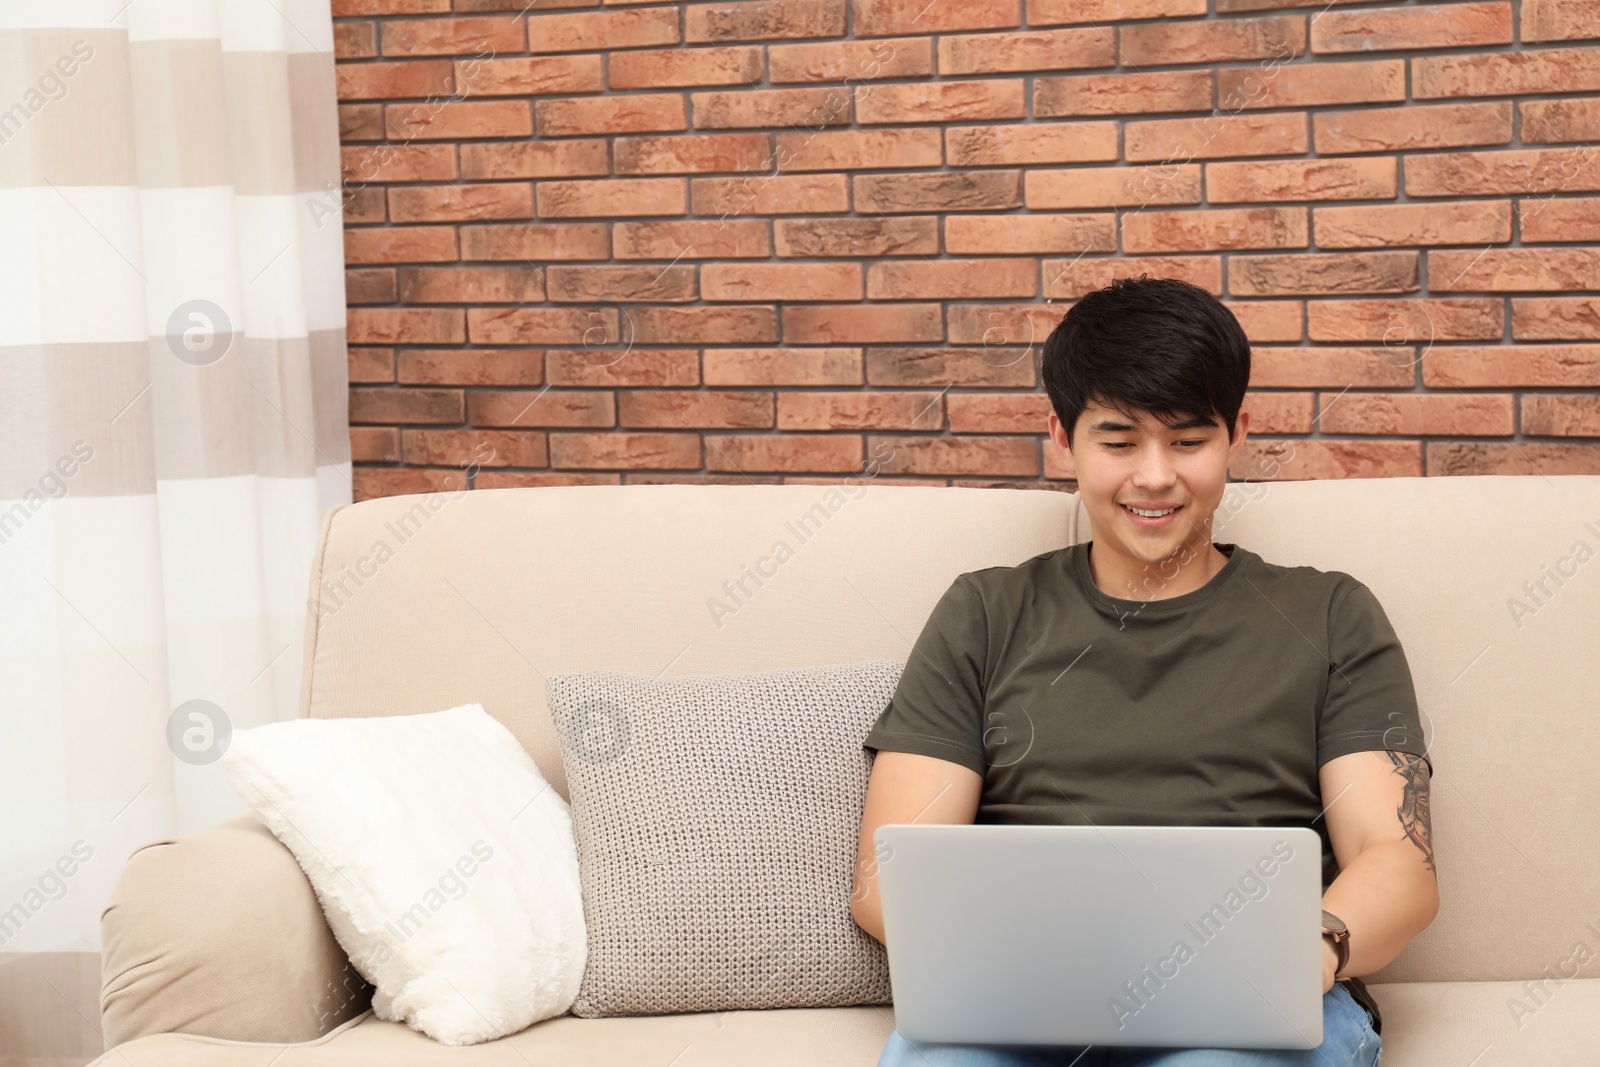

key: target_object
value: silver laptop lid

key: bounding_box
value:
[873,824,1326,1050]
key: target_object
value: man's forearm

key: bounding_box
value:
[1321,839,1439,978]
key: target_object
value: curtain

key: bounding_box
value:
[0,0,349,1055]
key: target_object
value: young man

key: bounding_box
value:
[851,276,1437,1067]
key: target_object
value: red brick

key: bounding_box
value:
[353,469,468,503]
[1206,158,1395,203]
[1225,301,1303,343]
[547,349,701,387]
[339,103,384,142]
[1121,16,1304,66]
[1027,165,1200,208]
[1219,60,1404,109]
[460,222,610,261]
[619,391,774,429]
[614,132,772,175]
[379,17,525,56]
[1313,202,1511,248]
[1421,345,1600,387]
[945,121,1119,166]
[399,349,545,386]
[1229,441,1420,480]
[852,0,1019,36]
[460,139,609,179]
[1036,71,1212,116]
[388,183,532,223]
[475,472,622,488]
[342,144,456,183]
[781,392,944,431]
[775,216,940,256]
[544,265,697,303]
[1318,393,1512,436]
[775,128,941,170]
[1312,3,1511,52]
[628,307,780,344]
[1307,299,1504,343]
[536,94,686,137]
[938,27,1113,74]
[1430,440,1600,477]
[691,173,851,215]
[344,226,457,264]
[1522,396,1600,436]
[404,429,549,467]
[1521,195,1600,243]
[400,266,543,303]
[1429,248,1600,292]
[1313,102,1511,154]
[348,346,395,383]
[702,262,863,301]
[335,22,377,59]
[345,268,396,304]
[336,60,454,100]
[946,304,1064,346]
[867,258,1038,299]
[469,307,618,345]
[704,348,863,386]
[614,219,772,259]
[1522,0,1600,42]
[1521,100,1600,145]
[341,186,386,224]
[1249,347,1413,389]
[708,434,865,473]
[1405,148,1600,197]
[349,387,464,425]
[692,86,851,128]
[854,171,1021,213]
[455,54,601,96]
[333,0,447,12]
[524,9,680,54]
[783,304,943,343]
[857,80,1027,124]
[1124,112,1306,163]
[608,47,763,90]
[1229,253,1419,296]
[867,347,1037,387]
[385,99,530,140]
[768,37,933,82]
[468,390,614,428]
[348,307,465,344]
[350,426,398,462]
[946,394,1051,434]
[1512,298,1600,341]
[1028,0,1204,24]
[1122,207,1307,253]
[537,177,687,217]
[1415,49,1600,98]
[945,214,1115,255]
[1045,256,1222,299]
[685,0,847,42]
[550,431,700,470]
[865,435,1037,477]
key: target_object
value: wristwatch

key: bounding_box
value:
[1321,909,1350,979]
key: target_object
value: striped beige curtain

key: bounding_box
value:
[0,0,349,1054]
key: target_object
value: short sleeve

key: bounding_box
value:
[1318,580,1434,777]
[861,573,989,777]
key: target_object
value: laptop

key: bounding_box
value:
[872,824,1326,1050]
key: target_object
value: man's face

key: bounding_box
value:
[1047,398,1250,590]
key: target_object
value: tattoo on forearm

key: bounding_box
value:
[1387,751,1433,872]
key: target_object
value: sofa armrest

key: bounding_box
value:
[100,811,372,1047]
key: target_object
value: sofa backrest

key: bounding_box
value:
[299,476,1600,988]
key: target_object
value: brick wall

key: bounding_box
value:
[334,0,1600,501]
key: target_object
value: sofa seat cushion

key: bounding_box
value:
[88,980,1600,1066]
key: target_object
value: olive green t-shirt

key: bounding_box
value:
[861,540,1433,1036]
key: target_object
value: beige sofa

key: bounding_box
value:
[94,477,1600,1066]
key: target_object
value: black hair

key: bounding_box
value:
[1041,275,1251,451]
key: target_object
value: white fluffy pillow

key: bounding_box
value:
[218,703,586,1046]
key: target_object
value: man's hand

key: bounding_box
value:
[1321,935,1338,994]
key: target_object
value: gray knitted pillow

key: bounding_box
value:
[545,659,903,1018]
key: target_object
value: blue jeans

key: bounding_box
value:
[877,982,1380,1067]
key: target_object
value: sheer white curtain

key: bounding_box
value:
[0,0,349,1057]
